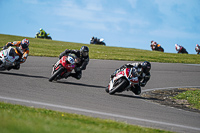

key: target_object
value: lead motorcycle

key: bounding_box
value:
[49,55,77,82]
[106,67,140,95]
[35,32,52,40]
[0,46,20,71]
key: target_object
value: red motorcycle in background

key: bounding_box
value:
[106,67,140,95]
[49,55,76,82]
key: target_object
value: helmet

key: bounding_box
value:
[21,38,29,49]
[141,61,151,73]
[40,28,43,31]
[80,46,89,56]
[195,44,199,52]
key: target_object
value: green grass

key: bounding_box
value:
[173,89,200,110]
[0,34,200,64]
[0,102,172,133]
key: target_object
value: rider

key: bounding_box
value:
[90,36,98,44]
[2,38,30,70]
[195,44,200,54]
[110,61,151,95]
[175,44,188,54]
[150,41,163,51]
[39,28,47,38]
[150,40,156,50]
[59,46,89,79]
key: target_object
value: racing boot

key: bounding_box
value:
[131,85,141,95]
[13,61,20,70]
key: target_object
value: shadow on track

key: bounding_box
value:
[0,71,49,79]
[56,81,105,89]
[114,93,163,101]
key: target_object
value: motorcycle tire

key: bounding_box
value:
[49,67,64,82]
[109,78,128,95]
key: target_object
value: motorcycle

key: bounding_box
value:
[35,32,52,40]
[0,46,20,71]
[90,37,106,46]
[49,55,76,82]
[178,47,188,54]
[150,44,164,52]
[195,45,200,54]
[106,67,140,95]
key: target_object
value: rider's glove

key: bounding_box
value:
[140,83,146,87]
[138,64,142,68]
[3,46,7,50]
[75,67,81,72]
[19,58,25,63]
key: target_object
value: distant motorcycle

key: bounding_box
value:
[49,55,76,82]
[106,67,140,95]
[0,46,20,71]
[177,46,188,54]
[90,37,106,46]
[150,44,164,52]
[35,32,52,40]
[195,44,200,54]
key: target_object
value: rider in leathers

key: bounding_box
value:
[1,38,30,70]
[110,61,151,95]
[59,46,89,79]
[195,44,200,54]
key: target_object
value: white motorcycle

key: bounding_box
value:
[0,46,20,71]
[106,67,140,95]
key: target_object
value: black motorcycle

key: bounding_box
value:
[90,37,106,46]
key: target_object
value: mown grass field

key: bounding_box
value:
[0,102,172,133]
[0,34,199,64]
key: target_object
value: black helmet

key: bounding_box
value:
[142,61,151,73]
[80,46,89,56]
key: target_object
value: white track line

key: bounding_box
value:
[0,96,200,131]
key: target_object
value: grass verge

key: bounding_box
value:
[172,88,200,110]
[0,34,200,64]
[0,102,172,133]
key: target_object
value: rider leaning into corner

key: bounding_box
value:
[195,44,200,54]
[59,46,89,80]
[110,61,151,95]
[39,28,47,38]
[1,38,30,70]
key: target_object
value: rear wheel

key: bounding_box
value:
[49,67,64,82]
[109,78,128,95]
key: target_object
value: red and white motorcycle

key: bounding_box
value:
[106,67,140,95]
[49,55,77,82]
[0,46,20,71]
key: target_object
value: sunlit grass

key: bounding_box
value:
[0,34,200,64]
[173,88,200,110]
[0,102,173,133]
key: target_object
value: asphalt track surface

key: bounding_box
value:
[0,56,200,133]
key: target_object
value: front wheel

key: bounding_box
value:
[49,67,64,82]
[109,78,128,95]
